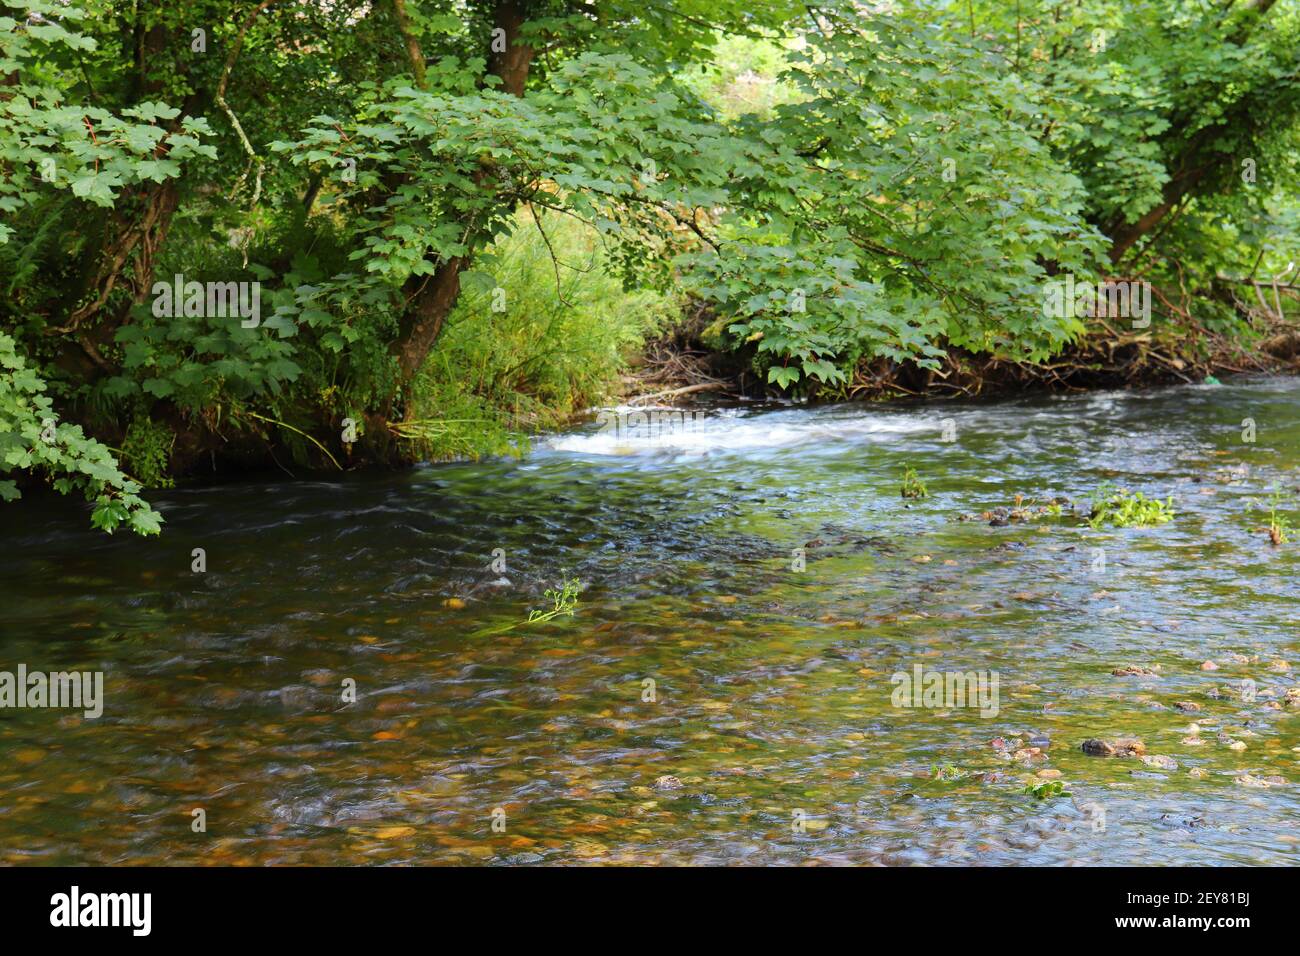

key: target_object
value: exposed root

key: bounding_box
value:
[844,302,1299,401]
[620,299,748,403]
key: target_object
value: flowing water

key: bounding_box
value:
[2,376,1298,865]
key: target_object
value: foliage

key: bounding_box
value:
[120,414,175,489]
[404,209,678,460]
[0,332,161,533]
[1087,483,1176,529]
[2,0,1298,533]
[472,572,582,637]
[679,33,803,120]
[900,464,929,499]
[525,573,582,625]
[0,2,214,238]
[1023,779,1071,801]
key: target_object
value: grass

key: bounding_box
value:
[1265,488,1291,545]
[407,208,681,461]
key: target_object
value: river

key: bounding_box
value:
[1,376,1297,864]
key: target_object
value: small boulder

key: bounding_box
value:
[1081,737,1145,757]
[1114,738,1146,757]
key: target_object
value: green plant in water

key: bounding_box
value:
[526,574,582,625]
[1023,779,1071,801]
[1265,488,1291,545]
[931,763,970,781]
[1087,482,1175,529]
[900,464,928,499]
[472,574,583,637]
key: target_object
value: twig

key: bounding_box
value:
[626,382,730,405]
[216,0,278,208]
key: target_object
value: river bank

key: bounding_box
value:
[622,306,1300,408]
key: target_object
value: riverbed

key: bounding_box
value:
[1,376,1297,864]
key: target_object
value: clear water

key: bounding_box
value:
[1,376,1297,864]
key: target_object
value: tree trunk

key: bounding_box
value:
[388,1,535,387]
[1106,159,1208,264]
[1104,0,1279,263]
[394,257,468,381]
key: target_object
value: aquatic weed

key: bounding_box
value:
[901,464,928,499]
[1023,779,1071,801]
[1087,482,1174,529]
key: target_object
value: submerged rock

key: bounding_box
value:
[1142,754,1178,771]
[1081,737,1146,757]
[1112,665,1159,677]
